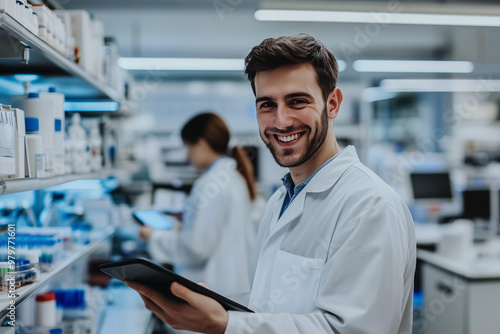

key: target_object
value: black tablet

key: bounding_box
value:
[132,210,174,230]
[99,258,254,313]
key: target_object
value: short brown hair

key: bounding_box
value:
[244,33,339,101]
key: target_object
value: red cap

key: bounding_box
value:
[36,292,56,302]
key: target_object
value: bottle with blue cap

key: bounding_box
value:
[14,92,54,177]
[24,116,45,178]
[40,87,66,176]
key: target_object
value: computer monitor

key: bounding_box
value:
[462,189,500,219]
[410,172,453,201]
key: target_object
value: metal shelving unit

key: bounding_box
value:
[0,226,115,319]
[0,4,127,327]
[0,13,122,102]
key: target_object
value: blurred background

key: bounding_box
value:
[1,1,500,333]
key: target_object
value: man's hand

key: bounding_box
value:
[139,225,154,241]
[125,280,229,334]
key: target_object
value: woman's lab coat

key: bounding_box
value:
[148,157,255,298]
[225,146,416,334]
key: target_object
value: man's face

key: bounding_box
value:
[255,63,330,168]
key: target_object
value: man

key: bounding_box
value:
[126,33,416,334]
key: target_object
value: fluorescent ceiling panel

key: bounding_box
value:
[120,58,346,72]
[337,60,346,72]
[380,79,500,92]
[362,87,398,102]
[119,58,245,71]
[353,60,474,73]
[254,9,500,27]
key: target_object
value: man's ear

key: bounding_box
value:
[327,87,343,120]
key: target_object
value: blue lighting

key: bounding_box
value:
[12,74,40,82]
[64,102,119,112]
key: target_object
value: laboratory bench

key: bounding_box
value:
[417,249,500,334]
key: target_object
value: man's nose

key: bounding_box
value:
[274,105,293,130]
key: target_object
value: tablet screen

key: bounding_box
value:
[133,210,174,230]
[99,258,254,313]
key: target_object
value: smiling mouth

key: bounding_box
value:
[274,131,305,143]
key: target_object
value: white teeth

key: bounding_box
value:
[277,133,301,143]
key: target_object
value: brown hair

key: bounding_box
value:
[181,112,257,201]
[244,33,339,101]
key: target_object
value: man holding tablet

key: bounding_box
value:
[125,34,416,334]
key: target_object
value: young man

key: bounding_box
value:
[126,33,416,334]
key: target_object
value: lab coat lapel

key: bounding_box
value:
[306,145,360,193]
[266,146,360,240]
[270,189,306,236]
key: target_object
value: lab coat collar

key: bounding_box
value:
[304,145,359,193]
[269,146,360,235]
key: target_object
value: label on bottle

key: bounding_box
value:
[35,154,45,178]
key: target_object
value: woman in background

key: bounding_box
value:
[140,112,257,298]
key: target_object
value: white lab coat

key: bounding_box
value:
[225,146,416,334]
[148,157,255,298]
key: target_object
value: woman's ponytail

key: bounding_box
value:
[231,146,257,201]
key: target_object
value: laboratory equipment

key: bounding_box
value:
[410,172,453,201]
[14,93,54,176]
[35,292,57,327]
[25,117,45,178]
[462,189,500,219]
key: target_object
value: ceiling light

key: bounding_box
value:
[353,60,474,73]
[254,9,500,27]
[362,87,398,102]
[119,57,346,72]
[119,58,245,71]
[337,60,346,72]
[380,79,500,92]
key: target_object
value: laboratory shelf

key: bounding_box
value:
[0,12,122,101]
[0,225,115,319]
[0,170,116,196]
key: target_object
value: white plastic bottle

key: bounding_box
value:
[35,291,57,327]
[67,113,89,173]
[24,117,45,178]
[40,87,65,176]
[89,124,102,172]
[63,132,72,174]
[16,93,54,177]
[102,119,116,169]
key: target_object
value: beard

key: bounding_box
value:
[261,106,329,168]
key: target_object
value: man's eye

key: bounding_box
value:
[259,102,275,109]
[290,100,308,107]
